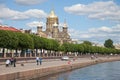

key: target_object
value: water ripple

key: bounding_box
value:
[38,61,120,80]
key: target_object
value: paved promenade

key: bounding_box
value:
[0,58,91,75]
[0,56,120,80]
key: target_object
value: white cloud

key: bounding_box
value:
[89,26,112,33]
[15,0,48,5]
[64,1,120,21]
[0,19,3,24]
[69,24,120,44]
[112,24,120,33]
[26,21,45,27]
[0,5,47,20]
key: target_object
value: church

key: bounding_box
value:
[36,10,72,44]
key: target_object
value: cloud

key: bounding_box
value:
[89,26,112,33]
[89,24,120,34]
[69,24,120,44]
[15,0,48,5]
[26,21,46,33]
[0,5,47,20]
[0,19,3,24]
[26,21,45,27]
[64,1,120,21]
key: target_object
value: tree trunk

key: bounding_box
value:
[36,48,38,56]
[2,48,6,58]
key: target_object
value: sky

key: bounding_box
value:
[0,0,120,45]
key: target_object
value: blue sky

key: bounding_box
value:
[0,0,120,45]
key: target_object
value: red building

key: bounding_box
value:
[0,25,21,32]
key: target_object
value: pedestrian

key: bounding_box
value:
[39,57,42,65]
[68,60,71,65]
[13,57,16,67]
[5,59,10,67]
[10,57,14,65]
[36,56,39,65]
[91,55,94,60]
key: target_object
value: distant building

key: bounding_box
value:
[20,29,32,34]
[0,25,21,32]
[114,44,120,49]
[36,10,72,44]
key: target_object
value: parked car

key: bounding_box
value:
[61,56,69,61]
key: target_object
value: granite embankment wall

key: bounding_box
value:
[0,57,120,80]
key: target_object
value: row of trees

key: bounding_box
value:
[0,30,120,57]
[0,30,59,56]
[62,42,120,55]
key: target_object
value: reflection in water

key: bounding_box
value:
[32,61,120,80]
[33,71,71,80]
[57,71,71,80]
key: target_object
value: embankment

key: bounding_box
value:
[0,57,120,80]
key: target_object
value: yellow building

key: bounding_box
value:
[37,10,71,44]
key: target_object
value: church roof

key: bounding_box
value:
[48,10,57,18]
[63,20,68,28]
[53,22,58,27]
[37,22,43,27]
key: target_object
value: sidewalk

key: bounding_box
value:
[0,56,120,80]
[0,58,90,75]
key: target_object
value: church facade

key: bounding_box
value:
[36,10,72,44]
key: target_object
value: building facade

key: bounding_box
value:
[37,10,71,44]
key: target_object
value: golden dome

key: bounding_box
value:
[48,10,57,18]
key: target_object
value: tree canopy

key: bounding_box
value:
[104,39,115,48]
[0,30,120,56]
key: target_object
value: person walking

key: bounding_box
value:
[10,57,14,65]
[36,56,39,65]
[39,57,42,65]
[5,59,10,67]
[13,57,16,67]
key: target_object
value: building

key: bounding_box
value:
[36,10,72,44]
[0,25,21,32]
[114,44,120,49]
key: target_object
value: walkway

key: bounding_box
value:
[0,56,120,77]
[0,58,91,75]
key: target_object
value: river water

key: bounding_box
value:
[37,61,120,80]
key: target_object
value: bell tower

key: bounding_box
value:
[46,10,59,33]
[63,20,68,33]
[53,22,59,38]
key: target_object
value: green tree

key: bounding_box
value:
[62,43,70,54]
[7,31,18,49]
[51,39,59,51]
[30,34,43,55]
[104,39,115,48]
[0,30,19,56]
[16,33,34,56]
[77,44,84,55]
[83,41,92,46]
[17,33,34,49]
[0,30,11,48]
[44,39,59,51]
[0,30,12,55]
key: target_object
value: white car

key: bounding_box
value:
[61,56,69,61]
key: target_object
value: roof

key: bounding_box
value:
[0,25,21,32]
[63,20,67,28]
[48,10,57,18]
[53,22,58,27]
